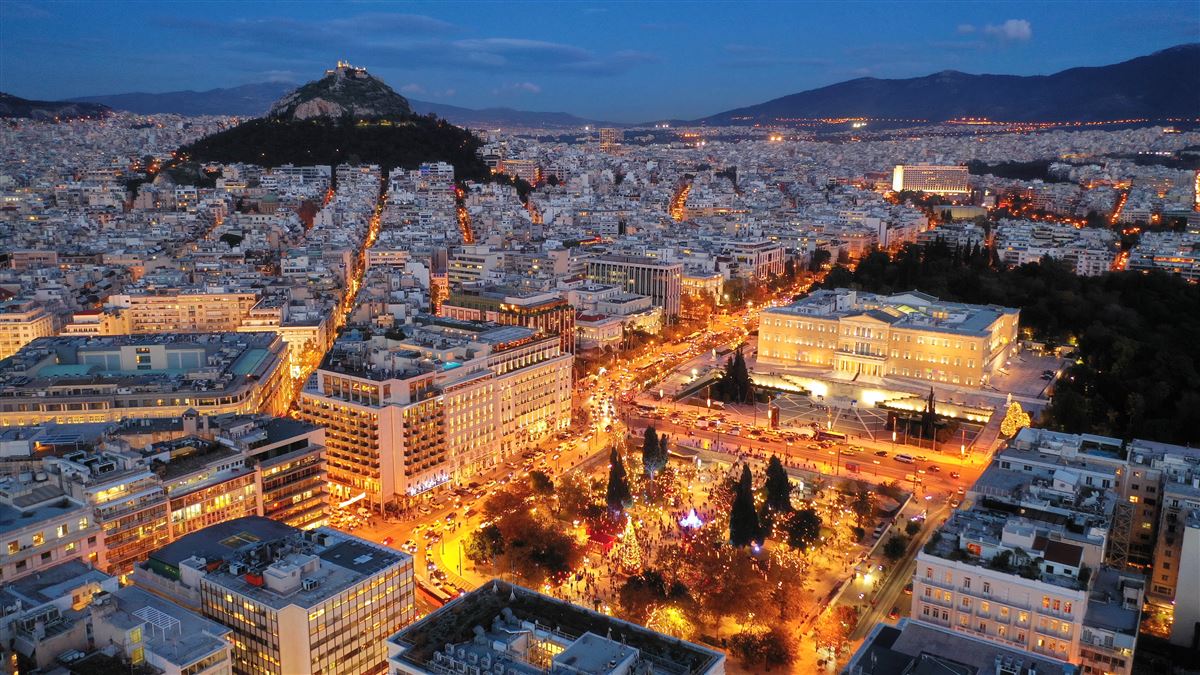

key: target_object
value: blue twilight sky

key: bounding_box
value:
[2,1,1197,122]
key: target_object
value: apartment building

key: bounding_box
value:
[0,299,56,360]
[12,415,328,579]
[0,333,290,426]
[726,239,785,280]
[134,516,414,675]
[0,480,101,584]
[105,289,260,334]
[912,444,1143,675]
[996,221,1117,276]
[447,245,503,285]
[892,164,970,195]
[3,562,233,675]
[297,319,571,511]
[586,254,683,318]
[440,284,576,353]
[387,579,725,675]
[848,618,1076,675]
[758,289,1019,388]
[1007,428,1200,649]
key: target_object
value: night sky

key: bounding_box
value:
[2,1,1196,122]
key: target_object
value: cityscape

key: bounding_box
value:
[2,2,1200,675]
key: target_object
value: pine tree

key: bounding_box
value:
[606,447,632,512]
[642,427,660,476]
[763,456,794,513]
[729,464,761,547]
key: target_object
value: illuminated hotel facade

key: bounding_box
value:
[758,289,1019,389]
[297,320,571,511]
[439,284,576,353]
[892,164,970,195]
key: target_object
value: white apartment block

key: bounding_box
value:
[0,299,56,361]
[996,220,1117,276]
[892,164,970,195]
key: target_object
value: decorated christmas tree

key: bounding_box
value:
[1000,402,1032,437]
[614,516,643,572]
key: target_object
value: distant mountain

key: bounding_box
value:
[71,82,291,117]
[73,81,604,128]
[0,92,110,120]
[699,44,1200,125]
[178,64,493,181]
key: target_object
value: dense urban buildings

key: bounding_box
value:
[891,164,970,195]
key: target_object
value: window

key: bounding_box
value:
[964,577,971,589]
[983,581,991,594]
[32,532,44,546]
[6,541,16,555]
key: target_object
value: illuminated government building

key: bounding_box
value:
[892,164,971,195]
[757,289,1019,389]
[297,318,572,511]
[0,333,290,427]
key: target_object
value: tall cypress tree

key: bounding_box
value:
[606,447,632,512]
[729,464,760,547]
[763,455,793,513]
[642,427,660,476]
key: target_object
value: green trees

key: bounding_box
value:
[713,349,755,404]
[763,455,794,513]
[529,470,555,497]
[728,464,761,547]
[783,508,822,552]
[850,488,875,529]
[465,523,505,565]
[641,427,668,477]
[883,534,909,561]
[606,448,632,513]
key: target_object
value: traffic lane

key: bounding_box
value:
[625,415,970,494]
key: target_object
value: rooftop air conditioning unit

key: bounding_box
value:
[229,562,246,576]
[302,577,319,591]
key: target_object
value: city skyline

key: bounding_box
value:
[2,0,1197,121]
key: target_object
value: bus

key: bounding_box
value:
[816,429,847,443]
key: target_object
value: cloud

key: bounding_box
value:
[493,81,542,95]
[956,24,976,34]
[983,19,1032,42]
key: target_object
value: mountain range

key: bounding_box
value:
[0,92,110,120]
[24,43,1200,127]
[697,44,1200,125]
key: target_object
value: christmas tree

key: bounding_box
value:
[615,516,643,572]
[1000,402,1032,437]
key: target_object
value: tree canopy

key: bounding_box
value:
[606,447,633,513]
[729,464,761,547]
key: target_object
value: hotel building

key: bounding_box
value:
[388,579,725,675]
[440,284,576,354]
[297,319,572,511]
[0,299,56,361]
[892,164,970,195]
[757,289,1019,388]
[0,333,290,427]
[134,516,414,675]
[586,254,683,318]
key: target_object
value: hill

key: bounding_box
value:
[700,44,1200,124]
[268,62,411,120]
[71,82,291,117]
[0,92,110,120]
[177,64,492,181]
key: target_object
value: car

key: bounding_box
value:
[903,582,913,595]
[381,536,394,546]
[950,498,962,508]
[916,468,927,474]
[956,486,965,495]
[927,465,941,473]
[875,450,888,457]
[949,471,960,479]
[888,606,900,620]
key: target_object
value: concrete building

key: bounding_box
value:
[846,618,1076,675]
[912,441,1143,675]
[892,164,970,195]
[586,254,683,318]
[0,480,100,584]
[387,579,725,675]
[0,333,290,426]
[0,299,56,361]
[758,289,1019,388]
[107,290,260,334]
[134,516,414,675]
[440,284,575,353]
[297,319,571,511]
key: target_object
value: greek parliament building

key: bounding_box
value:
[297,318,572,512]
[757,289,1019,390]
[586,254,683,318]
[0,333,290,427]
[892,164,971,195]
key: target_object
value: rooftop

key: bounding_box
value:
[767,288,1017,337]
[846,618,1076,675]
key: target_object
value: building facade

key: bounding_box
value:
[892,164,970,195]
[440,285,575,354]
[0,300,56,361]
[758,289,1019,388]
[586,254,683,318]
